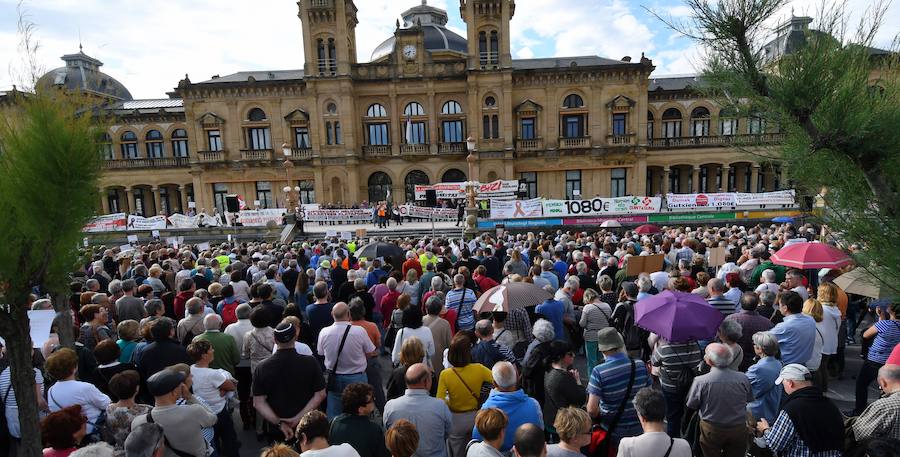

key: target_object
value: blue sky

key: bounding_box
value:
[1,0,897,99]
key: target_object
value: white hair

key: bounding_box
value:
[203,313,222,330]
[492,361,517,389]
[762,269,776,283]
[70,443,115,457]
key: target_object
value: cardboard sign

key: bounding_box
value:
[83,237,89,247]
[340,232,352,240]
[356,228,367,238]
[625,254,665,276]
[708,247,728,267]
[165,237,178,248]
[197,242,211,252]
[127,234,138,243]
[151,230,160,238]
[326,230,337,238]
[188,201,196,208]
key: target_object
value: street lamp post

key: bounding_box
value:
[464,137,478,240]
[281,143,298,222]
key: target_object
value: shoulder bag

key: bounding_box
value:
[450,367,492,411]
[589,359,636,457]
[325,325,352,392]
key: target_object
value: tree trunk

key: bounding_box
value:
[0,305,42,457]
[858,162,899,219]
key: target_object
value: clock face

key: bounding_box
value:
[403,45,417,60]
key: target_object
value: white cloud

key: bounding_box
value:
[516,46,534,59]
[666,5,694,17]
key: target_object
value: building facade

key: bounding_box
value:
[44,0,794,216]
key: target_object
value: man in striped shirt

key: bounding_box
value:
[650,338,703,436]
[707,278,736,317]
[586,328,652,448]
[445,274,477,331]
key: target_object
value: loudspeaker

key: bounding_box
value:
[225,195,240,213]
[425,189,437,207]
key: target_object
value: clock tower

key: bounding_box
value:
[298,0,358,77]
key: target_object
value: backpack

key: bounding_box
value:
[619,302,645,351]
[220,301,238,327]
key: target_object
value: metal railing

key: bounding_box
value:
[362,144,392,157]
[318,59,337,75]
[103,157,190,169]
[559,136,592,149]
[515,137,543,151]
[648,133,786,148]
[438,142,467,154]
[400,143,430,155]
[195,150,226,163]
[240,149,273,161]
[308,0,333,9]
[479,52,499,66]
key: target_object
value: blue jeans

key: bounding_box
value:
[327,372,368,419]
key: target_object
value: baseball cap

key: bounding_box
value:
[147,369,187,397]
[775,363,811,384]
[274,322,296,344]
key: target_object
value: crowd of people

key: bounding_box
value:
[4,221,900,457]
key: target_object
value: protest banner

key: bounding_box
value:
[665,192,737,209]
[168,213,201,229]
[302,208,372,222]
[400,205,457,220]
[127,215,167,230]
[413,179,519,200]
[83,213,127,232]
[490,198,544,219]
[237,208,286,227]
[542,196,662,217]
[0,311,57,349]
[734,189,796,206]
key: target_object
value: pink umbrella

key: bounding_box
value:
[634,224,661,235]
[770,242,853,269]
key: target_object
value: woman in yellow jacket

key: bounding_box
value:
[436,332,494,457]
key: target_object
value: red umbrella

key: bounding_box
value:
[770,242,853,269]
[634,224,661,235]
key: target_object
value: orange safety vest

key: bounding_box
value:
[378,208,386,217]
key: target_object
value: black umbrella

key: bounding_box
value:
[355,242,405,263]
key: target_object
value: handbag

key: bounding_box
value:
[325,325,352,392]
[450,367,492,410]
[588,359,636,457]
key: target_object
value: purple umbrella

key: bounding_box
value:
[634,290,724,343]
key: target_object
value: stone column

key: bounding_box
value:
[100,189,110,214]
[692,167,700,193]
[152,187,162,215]
[750,165,760,193]
[662,167,671,194]
[720,165,730,192]
[124,187,134,213]
[779,164,788,190]
[179,185,189,214]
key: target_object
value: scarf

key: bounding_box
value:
[781,386,844,453]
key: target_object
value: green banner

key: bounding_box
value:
[649,212,738,222]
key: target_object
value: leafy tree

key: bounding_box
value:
[653,0,900,294]
[0,91,103,456]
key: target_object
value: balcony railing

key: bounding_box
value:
[479,52,500,67]
[400,143,430,155]
[195,150,226,163]
[438,142,467,154]
[362,144,392,157]
[290,147,314,161]
[240,149,273,161]
[648,133,786,148]
[515,137,543,151]
[103,157,190,169]
[559,136,592,149]
[308,0,334,9]
[317,59,337,75]
[607,133,636,145]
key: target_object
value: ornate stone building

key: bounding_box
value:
[46,0,796,216]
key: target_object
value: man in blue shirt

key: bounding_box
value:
[365,259,388,288]
[552,250,568,283]
[472,361,543,452]
[539,260,560,290]
[535,296,566,343]
[768,291,816,365]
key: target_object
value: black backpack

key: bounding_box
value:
[620,302,645,351]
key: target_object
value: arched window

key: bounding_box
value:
[100,133,113,160]
[404,102,425,116]
[748,111,766,135]
[647,111,655,139]
[484,96,496,108]
[478,31,499,66]
[248,108,267,122]
[120,131,138,159]
[367,104,387,117]
[326,102,338,114]
[690,107,711,137]
[368,172,393,202]
[405,170,430,202]
[441,101,463,115]
[718,109,738,136]
[563,94,584,109]
[171,128,189,158]
[661,108,682,138]
[145,130,164,158]
[442,168,466,183]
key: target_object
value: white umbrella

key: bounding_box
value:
[601,220,622,228]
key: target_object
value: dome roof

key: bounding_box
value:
[36,49,133,101]
[370,1,467,61]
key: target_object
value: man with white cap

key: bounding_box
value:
[755,363,843,456]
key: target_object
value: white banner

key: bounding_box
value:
[665,193,737,209]
[83,213,127,232]
[127,215,167,230]
[541,196,663,217]
[400,205,458,220]
[167,213,201,229]
[303,208,373,222]
[490,198,544,219]
[734,189,795,206]
[238,208,287,227]
[414,180,519,200]
[199,213,222,227]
